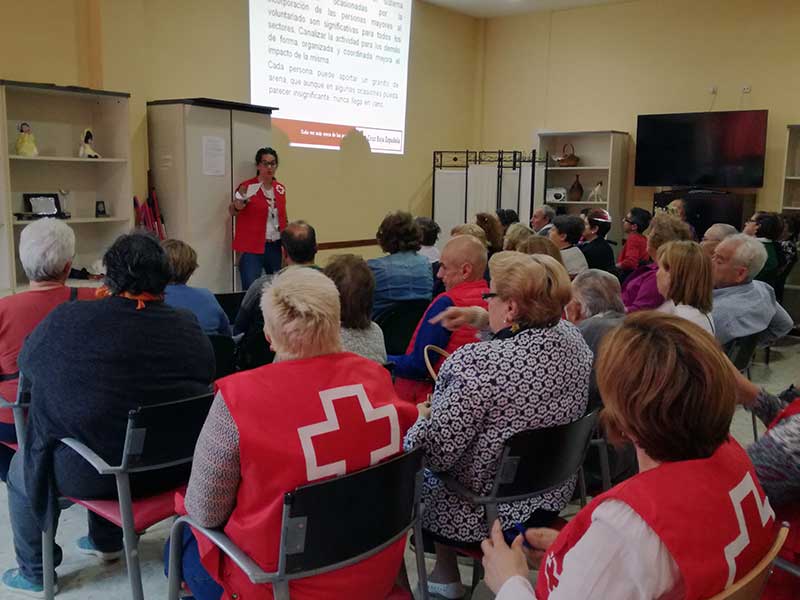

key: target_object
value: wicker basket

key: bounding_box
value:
[555,143,580,167]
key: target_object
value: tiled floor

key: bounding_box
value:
[0,339,797,599]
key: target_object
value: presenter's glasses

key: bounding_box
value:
[260,160,278,167]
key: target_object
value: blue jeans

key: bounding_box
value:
[164,526,223,600]
[239,240,282,290]
[6,451,123,585]
[0,421,16,481]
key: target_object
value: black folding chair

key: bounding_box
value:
[439,410,599,588]
[0,373,30,451]
[208,334,237,379]
[724,333,761,441]
[41,392,215,600]
[375,299,431,356]
[167,448,429,600]
[215,291,246,324]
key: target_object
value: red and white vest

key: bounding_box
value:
[763,398,800,600]
[189,352,417,600]
[232,177,288,254]
[536,439,776,600]
[394,279,488,404]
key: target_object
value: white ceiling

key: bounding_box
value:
[425,0,629,18]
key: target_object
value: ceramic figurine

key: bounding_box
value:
[587,181,604,203]
[15,122,39,157]
[79,128,101,158]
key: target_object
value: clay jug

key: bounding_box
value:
[568,174,584,202]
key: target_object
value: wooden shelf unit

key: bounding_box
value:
[781,125,800,212]
[0,80,133,293]
[533,130,629,247]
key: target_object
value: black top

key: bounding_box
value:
[579,238,616,273]
[20,296,215,527]
[147,97,277,115]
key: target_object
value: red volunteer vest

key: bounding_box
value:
[536,439,776,600]
[189,353,417,600]
[232,177,288,254]
[763,398,800,600]
[393,279,488,404]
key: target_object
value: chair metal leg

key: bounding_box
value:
[115,474,144,600]
[413,512,430,600]
[42,520,56,600]
[597,441,612,492]
[765,346,771,366]
[167,518,187,600]
[578,468,587,507]
[470,558,484,594]
[273,580,291,600]
[752,413,759,441]
[774,557,800,578]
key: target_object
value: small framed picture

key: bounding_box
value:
[95,200,108,218]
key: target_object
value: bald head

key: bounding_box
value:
[437,234,488,290]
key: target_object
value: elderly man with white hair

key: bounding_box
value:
[0,218,94,481]
[700,222,737,258]
[172,266,417,600]
[711,233,793,347]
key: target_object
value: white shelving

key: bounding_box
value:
[780,126,800,212]
[533,130,629,247]
[0,80,132,293]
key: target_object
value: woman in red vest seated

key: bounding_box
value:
[172,266,418,600]
[481,312,778,600]
[230,147,287,291]
[404,252,592,600]
[389,234,489,404]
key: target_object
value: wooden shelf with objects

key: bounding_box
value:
[533,130,629,249]
[0,80,132,295]
[780,125,800,212]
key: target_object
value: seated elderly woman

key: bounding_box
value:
[481,313,779,600]
[173,267,417,600]
[0,219,95,481]
[744,211,785,288]
[2,232,215,596]
[368,211,432,317]
[163,239,232,336]
[405,251,591,599]
[502,222,534,252]
[622,212,693,312]
[323,253,387,364]
[516,236,564,267]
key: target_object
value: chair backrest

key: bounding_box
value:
[374,299,431,356]
[278,448,424,577]
[724,333,760,373]
[493,410,600,501]
[706,525,788,600]
[208,334,237,379]
[215,291,247,324]
[122,392,215,472]
[237,318,275,371]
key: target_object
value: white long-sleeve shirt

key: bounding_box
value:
[496,500,683,600]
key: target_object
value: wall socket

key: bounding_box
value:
[742,85,752,94]
[709,85,718,95]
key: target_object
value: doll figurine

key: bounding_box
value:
[587,181,605,204]
[79,128,101,158]
[15,122,39,157]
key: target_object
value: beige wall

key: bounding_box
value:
[481,0,800,212]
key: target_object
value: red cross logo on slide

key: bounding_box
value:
[297,384,400,482]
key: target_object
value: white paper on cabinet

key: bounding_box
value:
[202,136,226,176]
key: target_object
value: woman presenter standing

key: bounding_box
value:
[230,147,287,290]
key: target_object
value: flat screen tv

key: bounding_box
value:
[635,110,768,187]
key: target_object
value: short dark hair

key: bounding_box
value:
[552,215,585,245]
[255,147,279,167]
[415,217,441,246]
[376,211,421,253]
[628,207,652,232]
[281,221,317,264]
[496,209,519,229]
[103,231,171,295]
[323,254,375,330]
[753,212,783,241]
[586,209,611,238]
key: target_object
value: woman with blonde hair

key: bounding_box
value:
[655,240,714,333]
[503,222,534,251]
[405,251,592,599]
[451,223,488,247]
[480,313,777,600]
[517,235,565,266]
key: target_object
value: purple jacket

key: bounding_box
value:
[622,262,664,312]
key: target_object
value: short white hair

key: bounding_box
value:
[19,218,75,281]
[572,269,625,319]
[261,266,342,360]
[704,223,737,242]
[723,234,768,281]
[537,205,556,222]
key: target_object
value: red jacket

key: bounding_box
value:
[190,353,417,600]
[536,439,775,600]
[617,231,649,272]
[232,177,288,254]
